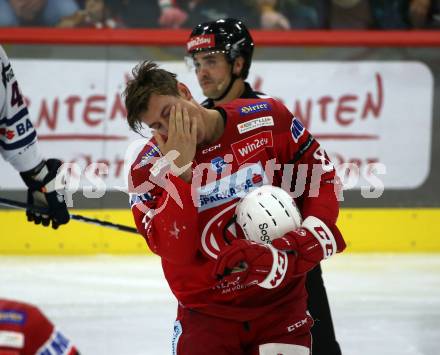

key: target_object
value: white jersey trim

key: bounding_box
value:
[0,330,24,349]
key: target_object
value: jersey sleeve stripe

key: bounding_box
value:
[287,135,315,164]
[0,130,36,150]
[0,107,29,126]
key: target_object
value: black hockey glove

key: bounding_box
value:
[20,159,70,229]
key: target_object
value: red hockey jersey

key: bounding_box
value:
[0,299,78,355]
[129,98,343,321]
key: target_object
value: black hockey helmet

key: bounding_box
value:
[186,18,254,79]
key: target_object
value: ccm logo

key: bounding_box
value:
[314,226,335,258]
[287,317,308,332]
[202,143,221,154]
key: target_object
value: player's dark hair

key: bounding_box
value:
[123,60,179,134]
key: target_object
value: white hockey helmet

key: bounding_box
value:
[236,185,302,244]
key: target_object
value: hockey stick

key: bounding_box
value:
[0,196,138,234]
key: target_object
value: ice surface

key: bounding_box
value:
[1,254,439,355]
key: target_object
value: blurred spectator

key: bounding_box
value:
[257,0,323,29]
[1,0,436,29]
[58,0,120,28]
[408,0,432,27]
[106,0,160,28]
[371,0,413,29]
[158,0,260,29]
[0,0,79,27]
[427,0,440,27]
[328,0,375,29]
[256,0,291,29]
[327,0,435,29]
[158,0,188,28]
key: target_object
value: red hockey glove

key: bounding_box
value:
[214,239,289,289]
[272,216,345,275]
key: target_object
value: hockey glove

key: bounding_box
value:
[20,159,70,229]
[272,216,345,275]
[214,239,289,289]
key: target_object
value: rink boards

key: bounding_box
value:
[0,209,439,254]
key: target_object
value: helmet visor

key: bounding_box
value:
[184,50,228,72]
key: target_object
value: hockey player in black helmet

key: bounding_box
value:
[186,18,264,108]
[186,18,343,355]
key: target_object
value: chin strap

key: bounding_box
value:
[212,68,238,102]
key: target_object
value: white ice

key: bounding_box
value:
[1,254,439,355]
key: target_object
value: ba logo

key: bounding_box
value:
[211,156,227,173]
[1,115,34,140]
[290,117,305,143]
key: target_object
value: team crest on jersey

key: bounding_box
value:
[198,162,269,259]
[201,203,238,259]
[237,115,274,134]
[290,117,305,143]
[238,102,272,116]
[231,131,273,164]
[0,310,26,325]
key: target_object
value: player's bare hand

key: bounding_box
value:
[153,104,197,182]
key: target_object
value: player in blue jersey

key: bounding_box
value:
[0,45,69,229]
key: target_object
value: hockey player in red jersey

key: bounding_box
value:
[125,61,346,354]
[0,299,79,355]
[187,19,343,355]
